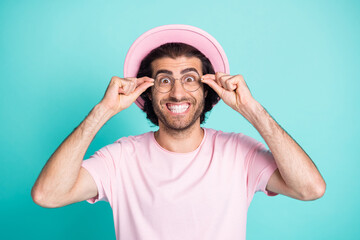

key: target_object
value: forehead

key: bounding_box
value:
[151,56,202,76]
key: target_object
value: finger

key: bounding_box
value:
[126,76,154,88]
[120,77,153,96]
[129,81,154,101]
[201,77,225,98]
[203,73,236,91]
[202,74,215,80]
[215,72,228,87]
[138,76,155,85]
[109,76,122,89]
[224,77,238,91]
[123,80,136,95]
[110,78,126,94]
[114,78,132,95]
[118,88,126,94]
[218,74,233,89]
[237,75,248,89]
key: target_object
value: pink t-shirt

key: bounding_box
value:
[81,128,278,240]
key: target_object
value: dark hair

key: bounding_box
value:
[136,42,219,126]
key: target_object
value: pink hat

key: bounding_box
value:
[123,24,230,110]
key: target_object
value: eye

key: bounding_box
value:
[159,77,171,84]
[184,76,195,82]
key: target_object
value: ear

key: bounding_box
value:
[147,91,152,101]
[203,84,208,98]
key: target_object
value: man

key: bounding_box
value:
[31,25,326,240]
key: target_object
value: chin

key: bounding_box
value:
[164,120,196,131]
[153,99,205,132]
[158,109,202,132]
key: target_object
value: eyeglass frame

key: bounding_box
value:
[152,71,203,93]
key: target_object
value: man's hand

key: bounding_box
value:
[202,72,326,201]
[201,73,258,120]
[100,76,154,116]
[32,76,154,208]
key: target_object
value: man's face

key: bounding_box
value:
[150,56,206,131]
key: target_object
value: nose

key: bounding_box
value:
[169,79,187,99]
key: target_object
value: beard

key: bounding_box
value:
[152,94,205,132]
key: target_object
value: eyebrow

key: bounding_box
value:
[154,68,199,77]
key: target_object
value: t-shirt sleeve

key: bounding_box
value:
[81,143,120,204]
[242,136,278,201]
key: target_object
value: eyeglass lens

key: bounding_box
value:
[154,72,201,93]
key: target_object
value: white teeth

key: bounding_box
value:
[167,104,189,113]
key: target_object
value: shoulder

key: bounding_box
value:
[97,132,153,154]
[114,131,152,144]
[205,128,249,142]
[205,128,264,150]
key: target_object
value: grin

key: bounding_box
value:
[166,103,190,114]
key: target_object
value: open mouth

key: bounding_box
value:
[166,103,190,114]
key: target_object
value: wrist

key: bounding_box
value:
[242,101,277,136]
[237,99,264,122]
[81,103,115,132]
[95,102,117,119]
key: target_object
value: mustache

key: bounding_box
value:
[160,97,197,106]
[158,97,194,111]
[161,97,195,103]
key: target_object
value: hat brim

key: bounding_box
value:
[123,24,230,110]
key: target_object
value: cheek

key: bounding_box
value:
[151,92,164,109]
[197,89,206,103]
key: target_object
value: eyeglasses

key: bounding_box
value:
[153,72,202,93]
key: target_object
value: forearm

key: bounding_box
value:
[201,73,325,199]
[244,101,325,198]
[32,103,114,202]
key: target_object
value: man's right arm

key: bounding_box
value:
[31,104,113,208]
[31,76,154,208]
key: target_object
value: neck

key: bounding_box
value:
[154,121,204,153]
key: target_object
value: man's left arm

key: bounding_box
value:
[202,73,326,201]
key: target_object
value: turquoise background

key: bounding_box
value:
[1,0,359,239]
